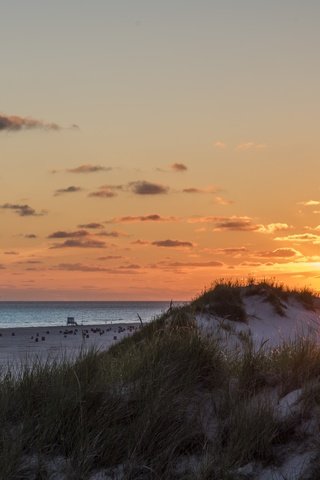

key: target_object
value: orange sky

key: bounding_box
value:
[1,1,320,300]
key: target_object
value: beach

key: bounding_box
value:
[0,323,139,370]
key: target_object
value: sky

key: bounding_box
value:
[1,0,320,300]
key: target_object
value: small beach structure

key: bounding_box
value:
[66,317,78,326]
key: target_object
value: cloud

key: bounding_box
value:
[50,239,106,249]
[162,260,223,268]
[213,141,226,149]
[0,203,46,217]
[274,233,320,244]
[183,188,204,194]
[213,196,234,206]
[78,222,104,229]
[90,181,169,198]
[255,248,302,258]
[119,263,141,270]
[47,230,89,239]
[0,113,61,132]
[0,264,6,270]
[213,247,248,255]
[24,234,37,239]
[235,142,267,151]
[97,230,128,238]
[88,187,117,198]
[54,263,110,272]
[67,164,111,174]
[54,262,140,274]
[108,214,177,223]
[22,260,43,264]
[182,186,219,194]
[131,240,150,245]
[128,181,169,195]
[211,216,258,232]
[4,251,18,255]
[171,163,188,172]
[54,186,83,196]
[257,223,292,234]
[298,200,320,206]
[188,216,291,234]
[240,261,264,267]
[152,239,194,248]
[98,255,123,260]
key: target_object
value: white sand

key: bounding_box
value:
[0,323,139,370]
[197,296,320,351]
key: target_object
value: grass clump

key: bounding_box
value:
[245,278,316,313]
[192,280,247,323]
[0,310,227,479]
[218,395,278,466]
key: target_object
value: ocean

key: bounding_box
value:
[0,301,174,329]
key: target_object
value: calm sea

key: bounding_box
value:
[0,301,174,329]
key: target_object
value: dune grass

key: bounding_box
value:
[192,280,247,322]
[192,278,317,321]
[1,280,319,478]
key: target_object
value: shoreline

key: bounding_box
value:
[0,323,139,370]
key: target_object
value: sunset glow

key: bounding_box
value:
[2,1,320,300]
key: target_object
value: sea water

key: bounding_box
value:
[0,301,175,328]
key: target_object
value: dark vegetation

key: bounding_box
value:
[0,280,319,479]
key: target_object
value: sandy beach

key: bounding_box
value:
[0,323,139,370]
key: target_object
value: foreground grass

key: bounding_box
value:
[1,281,320,479]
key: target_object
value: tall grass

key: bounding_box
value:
[192,280,247,322]
[1,280,319,478]
[0,311,227,479]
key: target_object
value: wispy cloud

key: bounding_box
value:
[298,200,320,206]
[255,248,302,258]
[54,263,111,272]
[131,240,150,245]
[97,230,128,238]
[78,222,104,229]
[274,233,320,244]
[67,165,111,174]
[54,262,140,274]
[54,186,83,196]
[47,230,89,239]
[188,216,291,234]
[170,163,188,172]
[88,187,117,198]
[128,181,169,195]
[213,196,234,206]
[0,113,62,132]
[182,186,219,194]
[90,181,170,196]
[0,203,46,217]
[212,217,258,232]
[213,141,226,149]
[212,247,248,255]
[257,223,292,234]
[235,142,267,151]
[107,214,177,223]
[152,239,194,248]
[160,260,223,268]
[50,239,106,249]
[23,234,37,239]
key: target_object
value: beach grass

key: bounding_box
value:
[1,280,320,478]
